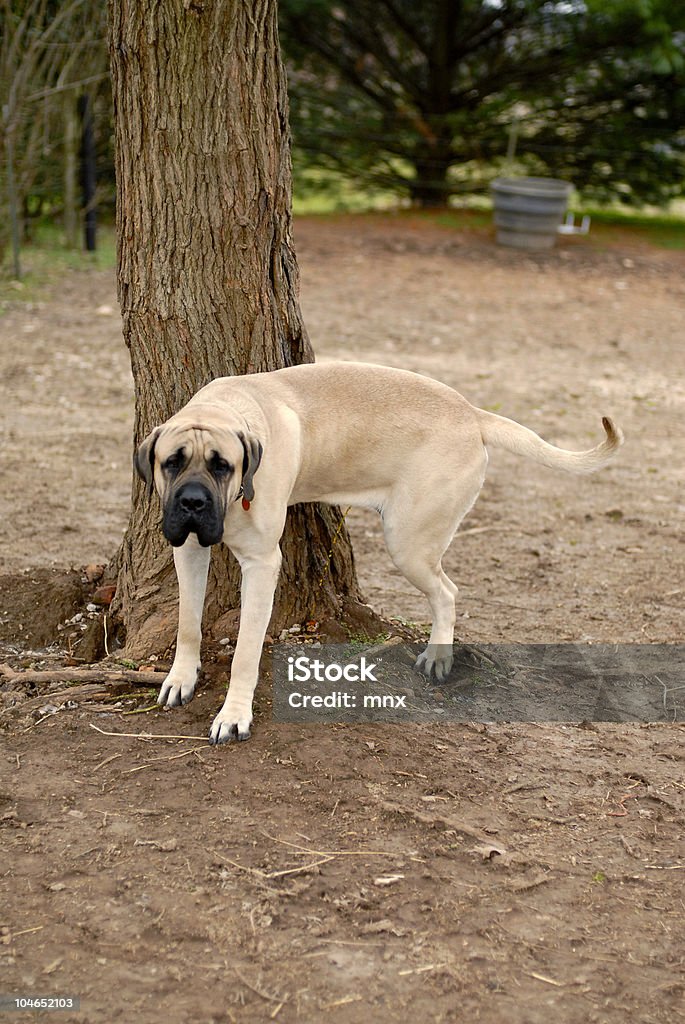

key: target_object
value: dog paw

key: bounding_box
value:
[208,703,253,745]
[415,644,454,682]
[157,665,200,708]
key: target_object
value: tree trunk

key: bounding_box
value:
[63,94,78,250]
[77,93,97,252]
[410,144,452,208]
[107,0,364,659]
[4,127,22,278]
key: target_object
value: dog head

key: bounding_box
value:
[135,418,263,548]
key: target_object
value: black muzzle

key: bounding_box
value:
[162,481,224,547]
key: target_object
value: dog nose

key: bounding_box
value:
[178,485,209,514]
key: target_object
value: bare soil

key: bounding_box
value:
[1,215,683,1023]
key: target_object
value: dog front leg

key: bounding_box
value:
[208,546,282,744]
[157,534,211,708]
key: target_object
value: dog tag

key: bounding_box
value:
[242,497,251,511]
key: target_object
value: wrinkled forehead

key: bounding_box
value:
[156,423,242,464]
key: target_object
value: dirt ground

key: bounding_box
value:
[1,215,684,1023]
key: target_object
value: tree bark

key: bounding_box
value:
[107,0,363,659]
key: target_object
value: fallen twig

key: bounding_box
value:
[398,963,448,976]
[320,995,363,1010]
[124,746,211,773]
[0,662,167,688]
[216,851,335,880]
[92,753,122,773]
[526,971,565,987]
[89,723,207,741]
[377,797,495,844]
[261,831,399,858]
[6,925,45,941]
[232,966,288,1007]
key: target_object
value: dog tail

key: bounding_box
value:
[476,409,624,474]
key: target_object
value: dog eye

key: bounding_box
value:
[163,452,184,473]
[210,455,233,476]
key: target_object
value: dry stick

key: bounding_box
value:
[92,753,122,773]
[377,798,496,844]
[7,925,45,941]
[89,723,207,741]
[0,663,167,688]
[124,746,211,773]
[231,966,288,1007]
[320,996,363,1010]
[526,972,565,987]
[398,964,448,976]
[261,831,399,859]
[216,851,335,880]
[20,683,110,706]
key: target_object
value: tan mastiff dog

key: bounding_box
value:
[135,362,623,744]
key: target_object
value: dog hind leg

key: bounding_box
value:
[382,456,486,681]
[386,540,458,681]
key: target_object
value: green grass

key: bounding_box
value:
[0,221,117,310]
[292,167,403,214]
[575,206,685,250]
[428,208,495,230]
[433,202,685,250]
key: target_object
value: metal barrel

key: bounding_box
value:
[491,177,572,249]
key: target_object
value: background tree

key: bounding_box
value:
[107,0,365,659]
[1,0,110,272]
[280,0,685,207]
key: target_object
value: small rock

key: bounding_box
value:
[92,584,116,606]
[83,563,106,583]
[35,704,59,719]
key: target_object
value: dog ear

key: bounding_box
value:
[134,426,162,491]
[238,431,263,502]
